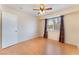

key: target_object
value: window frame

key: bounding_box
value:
[47,17,61,32]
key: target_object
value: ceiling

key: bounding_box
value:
[2,4,75,16]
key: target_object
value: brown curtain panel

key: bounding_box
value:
[59,16,65,43]
[43,19,48,38]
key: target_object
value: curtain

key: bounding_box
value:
[59,16,65,43]
[43,19,48,38]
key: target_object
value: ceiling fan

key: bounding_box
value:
[33,4,52,15]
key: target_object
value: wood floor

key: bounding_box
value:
[0,37,79,55]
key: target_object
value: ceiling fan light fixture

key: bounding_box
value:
[33,4,52,15]
[40,4,44,9]
[39,10,45,15]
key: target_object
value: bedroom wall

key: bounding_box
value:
[64,12,79,46]
[39,18,60,41]
[1,5,40,43]
[0,9,2,48]
[38,5,79,47]
[48,12,79,46]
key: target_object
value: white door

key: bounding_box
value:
[2,12,18,48]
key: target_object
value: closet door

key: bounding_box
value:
[2,12,18,48]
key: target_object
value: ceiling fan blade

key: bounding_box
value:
[44,8,52,10]
[33,9,40,10]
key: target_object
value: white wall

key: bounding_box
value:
[48,31,59,41]
[40,19,44,36]
[18,13,39,42]
[64,12,79,46]
[48,12,79,46]
[0,9,2,48]
[39,5,79,47]
[1,5,39,43]
[39,19,60,41]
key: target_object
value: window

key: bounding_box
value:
[47,17,61,31]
